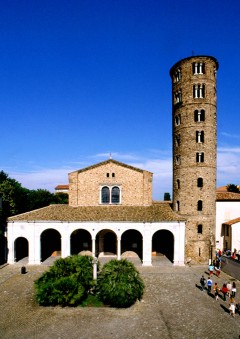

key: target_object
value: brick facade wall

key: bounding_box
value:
[68,160,153,207]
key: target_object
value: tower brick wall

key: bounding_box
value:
[170,56,219,263]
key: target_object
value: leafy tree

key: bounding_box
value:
[53,192,69,204]
[164,192,171,201]
[35,255,95,306]
[26,189,57,211]
[226,184,240,193]
[96,259,145,308]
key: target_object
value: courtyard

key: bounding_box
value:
[0,260,240,338]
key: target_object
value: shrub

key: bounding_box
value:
[35,255,95,306]
[96,259,144,308]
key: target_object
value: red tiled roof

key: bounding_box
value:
[223,217,240,226]
[55,185,69,190]
[8,202,185,223]
[216,192,240,201]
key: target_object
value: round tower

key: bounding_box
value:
[170,56,219,264]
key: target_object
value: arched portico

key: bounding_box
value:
[121,229,143,260]
[152,230,174,263]
[40,229,61,262]
[96,229,117,255]
[14,237,28,262]
[70,229,92,255]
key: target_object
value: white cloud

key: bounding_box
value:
[5,145,240,199]
[217,146,240,185]
[5,150,173,199]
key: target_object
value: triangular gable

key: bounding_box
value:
[69,159,153,175]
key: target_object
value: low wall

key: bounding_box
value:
[221,256,240,280]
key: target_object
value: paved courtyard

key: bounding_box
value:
[0,261,240,339]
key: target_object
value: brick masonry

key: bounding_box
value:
[170,56,219,263]
[68,160,153,207]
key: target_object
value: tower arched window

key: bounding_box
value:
[194,109,205,122]
[193,84,205,98]
[101,186,110,203]
[197,200,203,211]
[177,179,180,189]
[175,114,181,126]
[197,224,203,234]
[196,131,204,143]
[196,152,204,163]
[197,178,203,187]
[176,134,181,146]
[176,155,181,165]
[192,62,205,75]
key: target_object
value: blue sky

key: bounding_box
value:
[0,0,240,199]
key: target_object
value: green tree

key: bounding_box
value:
[226,184,240,193]
[96,259,145,308]
[164,192,171,201]
[35,255,95,306]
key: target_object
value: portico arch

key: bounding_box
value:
[40,229,61,262]
[14,237,28,262]
[70,229,92,255]
[96,230,117,255]
[121,229,143,259]
[152,230,174,262]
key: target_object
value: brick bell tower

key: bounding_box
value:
[170,56,219,264]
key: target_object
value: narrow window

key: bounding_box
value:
[198,224,203,234]
[176,134,181,146]
[193,84,205,98]
[196,131,204,143]
[197,200,203,211]
[106,173,110,178]
[176,155,181,165]
[101,187,110,203]
[176,201,180,211]
[196,152,204,163]
[111,186,120,203]
[175,114,181,126]
[175,90,182,103]
[112,173,115,178]
[175,68,181,82]
[177,179,180,189]
[197,178,203,187]
[194,109,205,122]
[192,62,205,75]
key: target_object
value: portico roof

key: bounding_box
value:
[8,201,185,223]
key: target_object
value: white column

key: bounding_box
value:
[61,229,70,259]
[117,237,121,260]
[7,222,14,264]
[92,236,96,257]
[33,230,41,265]
[194,85,198,98]
[199,85,203,98]
[194,63,198,74]
[142,224,152,266]
[199,62,203,74]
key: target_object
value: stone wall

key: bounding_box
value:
[68,161,153,206]
[170,56,219,263]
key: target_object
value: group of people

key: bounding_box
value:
[200,272,238,318]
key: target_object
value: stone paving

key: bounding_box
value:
[0,261,240,339]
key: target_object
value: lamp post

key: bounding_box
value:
[92,257,98,281]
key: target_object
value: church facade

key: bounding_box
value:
[7,55,220,266]
[7,159,185,266]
